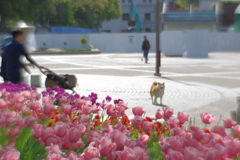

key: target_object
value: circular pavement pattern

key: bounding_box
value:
[74,75,221,117]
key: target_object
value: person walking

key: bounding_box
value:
[141,36,150,63]
[1,29,43,84]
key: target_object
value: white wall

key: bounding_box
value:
[2,31,240,55]
[35,34,90,49]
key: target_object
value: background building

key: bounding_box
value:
[101,0,157,33]
[100,0,217,33]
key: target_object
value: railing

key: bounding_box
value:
[163,12,217,21]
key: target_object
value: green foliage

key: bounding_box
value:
[0,0,122,31]
[65,47,91,51]
[176,0,199,10]
[15,128,47,160]
[0,127,47,160]
[42,42,47,46]
[146,133,164,160]
[64,42,67,45]
[80,38,87,45]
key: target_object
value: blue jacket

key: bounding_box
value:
[1,40,38,81]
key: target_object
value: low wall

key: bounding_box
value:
[1,31,240,54]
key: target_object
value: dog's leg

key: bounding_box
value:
[154,96,157,105]
[160,96,163,105]
[151,95,153,104]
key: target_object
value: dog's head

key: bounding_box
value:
[157,82,165,90]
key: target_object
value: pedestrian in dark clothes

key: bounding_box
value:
[0,29,43,84]
[141,36,150,63]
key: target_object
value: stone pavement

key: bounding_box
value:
[1,52,240,126]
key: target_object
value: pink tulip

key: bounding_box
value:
[75,124,87,135]
[117,147,137,160]
[2,149,20,160]
[138,134,149,144]
[46,153,62,160]
[1,89,10,97]
[62,104,72,114]
[200,112,217,124]
[163,107,174,119]
[70,139,85,150]
[98,136,117,157]
[31,124,44,139]
[166,118,179,129]
[204,148,217,160]
[45,135,61,146]
[111,130,127,150]
[60,96,68,104]
[164,149,184,160]
[80,114,89,124]
[211,126,226,137]
[160,136,183,153]
[62,132,71,150]
[81,105,92,115]
[105,152,118,160]
[0,99,7,108]
[7,126,20,138]
[41,128,55,143]
[131,116,144,128]
[55,122,68,137]
[102,125,114,134]
[222,117,237,128]
[24,116,37,127]
[13,93,25,103]
[233,125,240,137]
[67,152,80,160]
[81,146,100,160]
[177,112,189,124]
[224,138,240,157]
[116,105,126,117]
[155,109,164,119]
[91,104,101,114]
[141,121,152,132]
[85,131,99,143]
[171,127,186,136]
[69,127,81,143]
[184,147,200,160]
[30,101,41,111]
[191,127,204,141]
[132,106,145,116]
[209,141,227,159]
[47,144,61,154]
[201,133,213,144]
[42,103,55,115]
[133,147,150,160]
[21,91,31,99]
[106,105,116,117]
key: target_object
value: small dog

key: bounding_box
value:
[150,82,165,105]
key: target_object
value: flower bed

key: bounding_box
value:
[0,82,240,160]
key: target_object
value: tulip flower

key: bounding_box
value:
[200,112,217,124]
[177,112,189,124]
[222,117,237,128]
[132,106,145,116]
[233,125,240,137]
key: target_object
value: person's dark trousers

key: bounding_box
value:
[143,50,149,63]
[7,69,21,84]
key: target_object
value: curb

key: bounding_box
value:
[29,50,101,55]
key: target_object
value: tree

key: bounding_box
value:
[176,0,199,10]
[0,0,122,32]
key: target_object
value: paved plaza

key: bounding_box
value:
[1,52,240,126]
